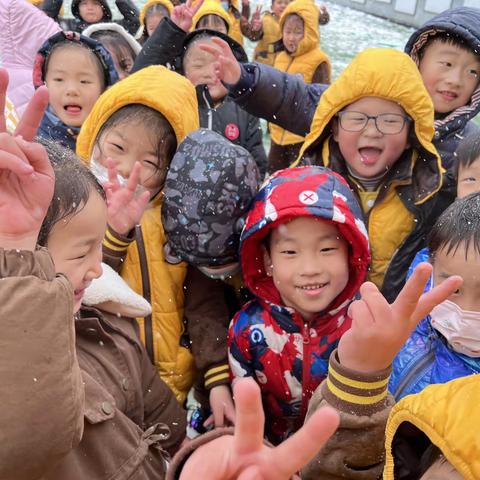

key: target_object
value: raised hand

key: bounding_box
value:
[251,5,262,31]
[103,159,150,235]
[171,0,205,32]
[199,37,242,85]
[204,385,236,428]
[180,378,339,480]
[338,263,463,373]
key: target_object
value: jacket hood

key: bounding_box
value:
[241,166,370,311]
[192,0,232,33]
[83,22,142,55]
[33,30,119,89]
[140,0,174,25]
[76,65,199,162]
[71,0,112,22]
[294,48,443,205]
[83,263,152,317]
[162,129,259,266]
[405,7,480,136]
[279,0,321,57]
[384,374,480,479]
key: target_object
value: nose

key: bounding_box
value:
[65,80,80,96]
[446,66,463,87]
[299,253,321,277]
[86,249,103,282]
[363,117,382,137]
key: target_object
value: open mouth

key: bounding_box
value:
[438,90,458,102]
[297,283,328,295]
[359,147,382,165]
[64,104,82,115]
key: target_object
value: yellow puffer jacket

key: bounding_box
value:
[140,0,174,25]
[226,1,244,45]
[77,66,199,403]
[384,375,480,479]
[292,48,445,300]
[269,0,331,146]
[253,12,281,66]
[192,0,233,36]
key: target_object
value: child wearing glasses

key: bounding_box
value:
[288,48,453,302]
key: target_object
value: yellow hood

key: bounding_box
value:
[279,0,320,57]
[140,0,174,25]
[294,49,442,203]
[192,0,232,32]
[76,66,199,163]
[384,375,480,479]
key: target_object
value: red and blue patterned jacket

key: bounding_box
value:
[228,166,370,442]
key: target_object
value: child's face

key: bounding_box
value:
[263,217,349,320]
[107,46,134,81]
[183,41,228,102]
[95,120,166,195]
[146,12,166,37]
[196,15,228,35]
[272,0,288,18]
[47,191,107,313]
[433,243,480,312]
[419,40,480,114]
[282,15,304,54]
[79,0,104,23]
[457,158,480,198]
[333,96,410,179]
[45,46,104,128]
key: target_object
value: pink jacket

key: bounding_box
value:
[0,0,60,115]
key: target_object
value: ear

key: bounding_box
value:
[332,118,339,142]
[262,246,273,277]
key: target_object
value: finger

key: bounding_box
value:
[0,68,9,134]
[232,378,264,455]
[348,298,374,331]
[225,405,236,425]
[358,282,390,327]
[198,42,222,59]
[0,133,29,165]
[14,86,49,141]
[126,161,142,192]
[272,407,339,475]
[0,149,34,175]
[203,414,214,428]
[137,190,151,210]
[106,158,120,186]
[208,36,232,56]
[412,274,463,326]
[237,467,264,480]
[191,0,205,15]
[14,137,52,175]
[391,262,433,321]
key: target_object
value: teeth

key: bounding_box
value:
[299,284,325,290]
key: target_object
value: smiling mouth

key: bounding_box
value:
[297,283,328,291]
[438,90,458,101]
[359,147,382,165]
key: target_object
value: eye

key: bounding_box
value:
[461,177,477,183]
[440,61,452,67]
[111,143,124,152]
[280,250,296,255]
[81,80,92,84]
[53,77,63,82]
[144,160,159,170]
[469,69,479,77]
[320,247,337,253]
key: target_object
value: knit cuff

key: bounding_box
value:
[204,363,230,390]
[102,225,134,257]
[323,349,391,416]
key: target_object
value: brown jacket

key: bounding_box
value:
[0,248,187,480]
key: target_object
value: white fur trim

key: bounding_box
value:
[82,22,142,54]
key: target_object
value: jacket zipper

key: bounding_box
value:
[300,321,312,420]
[392,348,435,399]
[135,224,155,364]
[202,89,213,130]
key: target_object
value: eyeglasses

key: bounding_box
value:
[336,111,411,135]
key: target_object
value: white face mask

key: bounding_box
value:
[220,0,229,11]
[198,262,240,281]
[430,300,480,357]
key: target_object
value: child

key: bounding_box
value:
[138,0,174,44]
[41,0,140,35]
[132,7,268,177]
[404,7,480,171]
[192,0,232,35]
[33,31,118,150]
[83,23,141,79]
[456,132,480,198]
[267,0,330,173]
[389,192,480,400]
[228,165,371,443]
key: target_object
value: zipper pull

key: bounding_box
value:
[303,322,311,345]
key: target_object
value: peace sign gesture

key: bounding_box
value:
[171,0,205,32]
[0,68,52,251]
[251,5,262,32]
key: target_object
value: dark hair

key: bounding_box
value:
[455,133,480,179]
[90,30,136,74]
[196,14,229,33]
[428,191,480,260]
[44,41,106,89]
[95,104,177,183]
[37,138,106,246]
[145,3,170,20]
[283,13,304,26]
[419,32,475,60]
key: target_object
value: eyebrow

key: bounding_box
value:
[275,233,341,243]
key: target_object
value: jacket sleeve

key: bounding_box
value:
[102,225,135,273]
[116,0,140,35]
[40,0,63,20]
[244,112,267,177]
[0,248,84,480]
[184,266,231,390]
[227,62,324,136]
[132,17,186,73]
[311,62,330,84]
[301,350,394,480]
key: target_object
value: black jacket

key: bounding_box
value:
[42,0,139,35]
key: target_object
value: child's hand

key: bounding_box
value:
[180,378,339,480]
[338,262,463,373]
[199,37,242,85]
[204,385,236,428]
[251,5,262,31]
[171,0,205,32]
[103,159,150,235]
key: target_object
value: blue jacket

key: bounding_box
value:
[389,248,480,400]
[37,106,80,151]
